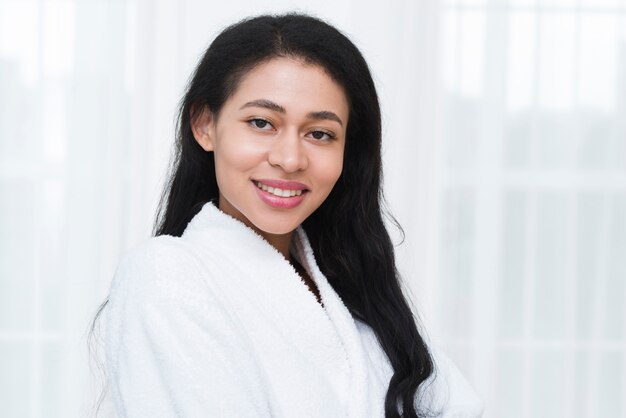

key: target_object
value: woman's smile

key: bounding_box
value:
[252,179,310,209]
[254,179,308,196]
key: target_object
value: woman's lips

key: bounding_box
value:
[252,179,308,209]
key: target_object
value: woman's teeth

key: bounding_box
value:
[256,181,303,197]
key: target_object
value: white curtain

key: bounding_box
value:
[1,0,624,416]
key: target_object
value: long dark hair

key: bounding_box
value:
[94,13,434,418]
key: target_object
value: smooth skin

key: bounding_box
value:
[191,57,350,304]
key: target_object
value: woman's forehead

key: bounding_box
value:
[225,57,349,121]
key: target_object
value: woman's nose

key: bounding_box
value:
[267,130,308,173]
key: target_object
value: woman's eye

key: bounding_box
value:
[249,118,273,130]
[309,130,335,141]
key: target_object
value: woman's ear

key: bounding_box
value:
[190,105,215,152]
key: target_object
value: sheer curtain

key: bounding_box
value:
[432,1,626,417]
[0,0,624,417]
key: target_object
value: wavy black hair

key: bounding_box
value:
[93,13,434,418]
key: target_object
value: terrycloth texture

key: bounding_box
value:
[104,202,483,417]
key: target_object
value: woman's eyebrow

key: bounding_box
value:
[240,99,344,127]
[240,99,285,113]
[307,110,343,127]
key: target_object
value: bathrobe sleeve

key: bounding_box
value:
[104,238,271,418]
[356,319,483,417]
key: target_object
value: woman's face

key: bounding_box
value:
[192,57,349,237]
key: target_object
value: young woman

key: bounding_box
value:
[101,13,483,418]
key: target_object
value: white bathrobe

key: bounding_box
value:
[104,202,483,417]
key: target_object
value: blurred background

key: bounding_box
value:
[1,0,625,416]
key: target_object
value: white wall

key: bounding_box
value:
[0,0,624,416]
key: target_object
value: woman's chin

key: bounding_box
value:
[251,220,299,237]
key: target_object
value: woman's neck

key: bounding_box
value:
[259,230,293,261]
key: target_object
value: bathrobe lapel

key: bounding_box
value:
[291,223,373,418]
[181,203,375,417]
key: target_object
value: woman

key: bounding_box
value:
[101,13,483,418]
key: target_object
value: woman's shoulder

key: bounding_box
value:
[355,320,483,417]
[108,234,220,309]
[117,234,188,266]
[112,235,194,284]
